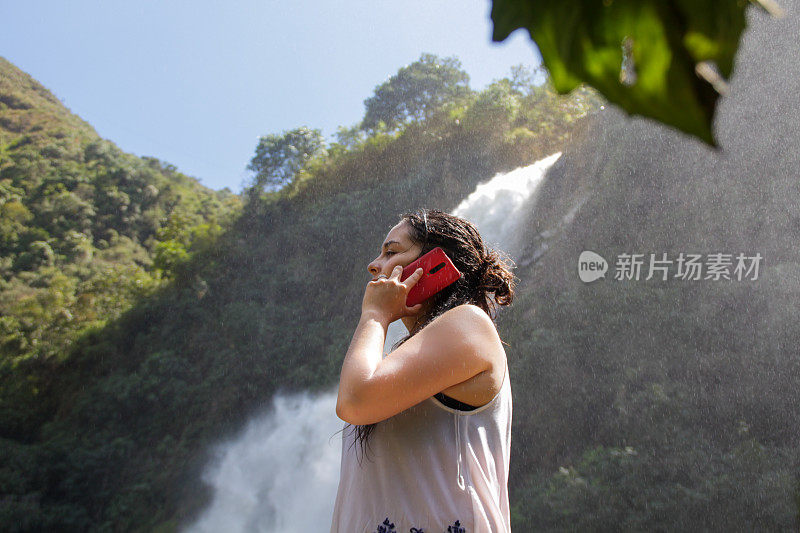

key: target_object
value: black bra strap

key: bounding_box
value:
[434,392,479,411]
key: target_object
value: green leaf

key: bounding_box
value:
[490,0,750,145]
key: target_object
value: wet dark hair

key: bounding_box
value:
[343,207,517,466]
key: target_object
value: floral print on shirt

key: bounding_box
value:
[373,517,466,533]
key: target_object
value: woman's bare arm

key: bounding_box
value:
[335,304,496,425]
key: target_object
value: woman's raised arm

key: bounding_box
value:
[336,304,496,425]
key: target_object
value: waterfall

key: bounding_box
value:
[451,152,561,259]
[183,152,562,533]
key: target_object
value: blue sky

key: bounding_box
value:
[1,1,542,193]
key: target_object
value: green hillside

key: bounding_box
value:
[503,109,800,530]
[0,56,243,530]
[0,55,600,531]
[4,43,796,531]
[0,56,241,364]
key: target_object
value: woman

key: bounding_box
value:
[330,208,516,533]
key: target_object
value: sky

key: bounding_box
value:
[0,1,543,193]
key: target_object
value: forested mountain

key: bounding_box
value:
[505,108,799,530]
[1,19,798,529]
[0,56,241,361]
[0,54,600,530]
[499,5,800,525]
[0,56,244,530]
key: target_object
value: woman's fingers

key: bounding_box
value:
[406,303,424,314]
[404,267,424,287]
[379,265,423,291]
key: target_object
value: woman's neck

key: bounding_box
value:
[401,303,433,335]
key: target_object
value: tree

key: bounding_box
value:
[361,53,472,132]
[490,0,783,146]
[246,126,327,192]
[460,79,521,132]
[334,124,366,150]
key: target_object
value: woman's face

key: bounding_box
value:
[367,221,423,280]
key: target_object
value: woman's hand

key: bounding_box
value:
[362,265,424,324]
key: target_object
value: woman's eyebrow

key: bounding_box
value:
[382,240,402,249]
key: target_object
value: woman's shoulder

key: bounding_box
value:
[440,303,493,324]
[435,304,505,360]
[431,304,507,407]
[439,304,501,339]
[417,304,505,365]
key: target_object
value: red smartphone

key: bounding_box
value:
[400,247,463,307]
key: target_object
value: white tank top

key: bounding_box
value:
[329,362,512,532]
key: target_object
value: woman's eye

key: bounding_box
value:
[385,251,395,256]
